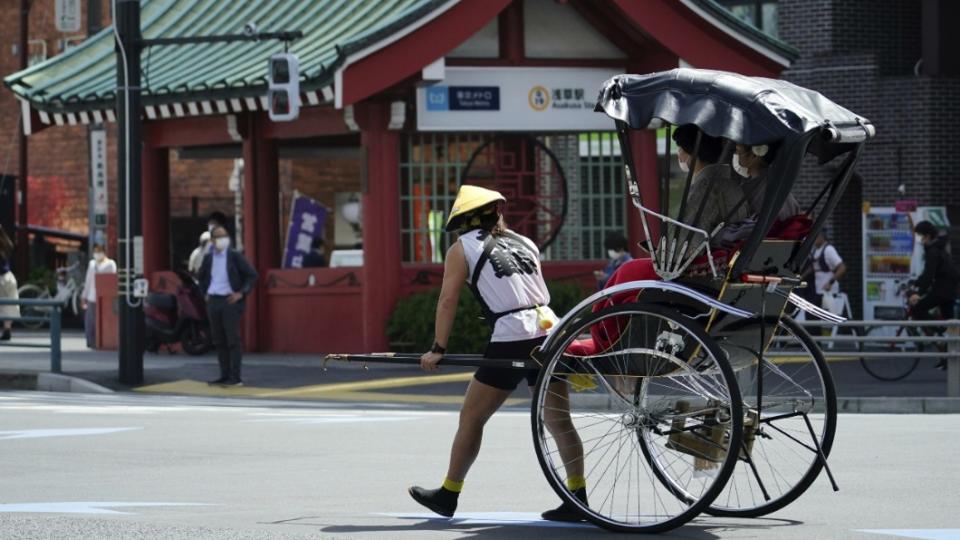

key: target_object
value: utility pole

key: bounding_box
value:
[115,0,145,385]
[16,0,29,278]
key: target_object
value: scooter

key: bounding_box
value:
[144,269,212,355]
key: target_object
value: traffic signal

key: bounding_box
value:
[268,53,300,121]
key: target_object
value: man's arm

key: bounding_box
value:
[420,242,468,371]
[235,252,259,295]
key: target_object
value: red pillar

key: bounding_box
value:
[254,136,280,270]
[356,102,401,351]
[626,130,660,258]
[141,146,170,282]
[241,115,261,352]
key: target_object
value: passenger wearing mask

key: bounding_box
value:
[594,233,632,289]
[665,125,751,255]
[81,244,117,348]
[188,231,211,275]
[732,142,802,222]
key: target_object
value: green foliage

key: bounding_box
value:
[26,266,56,292]
[386,280,587,353]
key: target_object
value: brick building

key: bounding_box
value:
[774,0,960,316]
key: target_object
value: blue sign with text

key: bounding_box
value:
[425,86,500,111]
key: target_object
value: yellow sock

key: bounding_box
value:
[566,475,586,491]
[442,477,464,493]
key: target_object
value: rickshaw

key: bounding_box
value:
[328,68,875,533]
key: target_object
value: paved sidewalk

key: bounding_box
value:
[1,330,957,409]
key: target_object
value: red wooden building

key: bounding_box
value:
[5,0,796,353]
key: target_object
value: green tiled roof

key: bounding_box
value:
[4,0,445,114]
[689,0,800,62]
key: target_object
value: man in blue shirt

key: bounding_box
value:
[198,226,258,386]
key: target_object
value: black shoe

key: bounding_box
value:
[935,359,947,371]
[221,379,244,387]
[541,487,588,522]
[408,486,458,518]
[0,329,10,341]
[207,377,228,385]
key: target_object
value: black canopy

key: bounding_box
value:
[595,68,874,150]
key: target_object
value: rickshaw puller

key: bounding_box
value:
[409,185,587,522]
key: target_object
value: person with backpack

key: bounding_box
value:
[811,230,847,314]
[909,221,958,322]
[409,185,586,522]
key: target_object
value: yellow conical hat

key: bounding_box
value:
[445,185,505,231]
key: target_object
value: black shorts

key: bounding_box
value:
[473,336,545,391]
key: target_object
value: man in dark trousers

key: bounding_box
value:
[198,226,258,386]
[910,221,959,369]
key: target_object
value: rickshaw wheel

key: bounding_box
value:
[531,303,742,533]
[639,315,837,517]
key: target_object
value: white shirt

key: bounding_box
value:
[459,229,556,342]
[812,244,843,294]
[207,250,234,295]
[188,246,206,274]
[82,257,117,303]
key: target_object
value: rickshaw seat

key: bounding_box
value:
[564,216,812,358]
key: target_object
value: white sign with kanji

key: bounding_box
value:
[90,129,108,225]
[55,0,82,33]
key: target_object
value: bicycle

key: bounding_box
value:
[860,279,947,381]
[16,262,83,330]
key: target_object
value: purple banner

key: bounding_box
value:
[282,193,328,268]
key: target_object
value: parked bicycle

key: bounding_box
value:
[861,279,948,381]
[16,262,83,329]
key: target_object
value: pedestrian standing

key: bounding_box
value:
[80,244,117,348]
[0,225,18,341]
[198,226,258,386]
[593,233,633,289]
[811,231,847,314]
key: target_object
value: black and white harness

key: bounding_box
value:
[465,231,542,329]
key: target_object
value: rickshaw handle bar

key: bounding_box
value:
[324,353,541,370]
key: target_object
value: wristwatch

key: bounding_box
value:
[430,342,446,354]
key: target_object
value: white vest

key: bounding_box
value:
[459,229,555,342]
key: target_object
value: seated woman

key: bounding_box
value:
[733,142,802,222]
[662,125,751,259]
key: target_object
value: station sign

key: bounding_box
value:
[416,67,621,131]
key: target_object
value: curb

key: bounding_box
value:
[0,371,114,394]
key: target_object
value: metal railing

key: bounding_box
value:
[794,319,960,397]
[0,298,63,373]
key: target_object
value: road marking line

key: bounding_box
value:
[856,530,960,540]
[258,372,475,397]
[0,502,211,515]
[0,427,141,440]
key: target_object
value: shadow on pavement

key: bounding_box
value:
[265,514,803,539]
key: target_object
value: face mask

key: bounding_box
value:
[607,249,620,260]
[732,154,750,178]
[93,252,105,262]
[677,155,690,173]
[214,238,230,251]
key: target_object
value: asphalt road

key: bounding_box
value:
[0,391,958,539]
